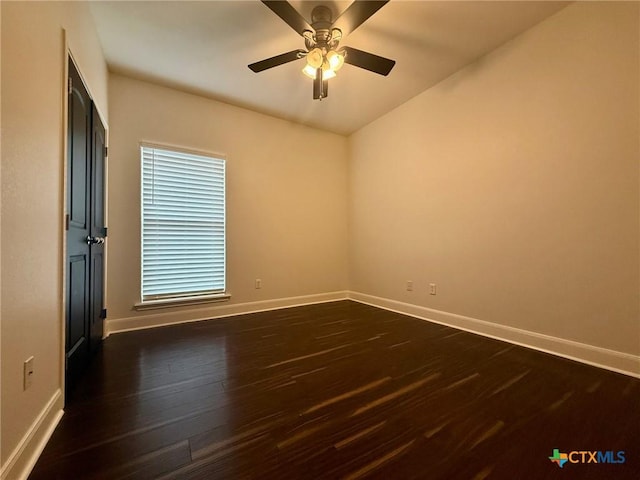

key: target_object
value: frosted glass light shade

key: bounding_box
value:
[327,50,344,71]
[306,48,323,69]
[302,64,336,80]
[323,69,336,80]
[302,64,318,79]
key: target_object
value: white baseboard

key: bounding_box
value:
[105,289,638,377]
[0,389,64,480]
[106,291,349,335]
[348,291,640,378]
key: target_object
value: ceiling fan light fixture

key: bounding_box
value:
[306,48,323,69]
[302,64,318,79]
[303,64,336,80]
[326,49,345,71]
[323,68,336,80]
[321,59,337,79]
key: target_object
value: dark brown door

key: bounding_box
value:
[66,58,106,394]
[89,106,106,353]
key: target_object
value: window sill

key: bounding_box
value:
[134,294,231,311]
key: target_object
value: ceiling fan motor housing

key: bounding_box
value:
[311,5,333,44]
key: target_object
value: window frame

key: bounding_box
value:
[136,142,229,310]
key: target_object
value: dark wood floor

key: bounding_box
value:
[30,300,639,479]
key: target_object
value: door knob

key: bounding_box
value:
[86,236,105,245]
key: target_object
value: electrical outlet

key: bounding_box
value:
[24,356,34,390]
[429,283,437,295]
[255,278,262,289]
[406,280,413,292]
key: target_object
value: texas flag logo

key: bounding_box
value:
[549,449,569,468]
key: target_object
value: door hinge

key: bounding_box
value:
[103,227,108,237]
[65,214,70,231]
[100,308,107,319]
[104,146,108,157]
[68,76,73,95]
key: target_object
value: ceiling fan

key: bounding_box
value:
[248,0,396,100]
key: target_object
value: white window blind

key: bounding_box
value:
[141,145,225,300]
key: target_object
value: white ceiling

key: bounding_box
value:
[89,1,569,135]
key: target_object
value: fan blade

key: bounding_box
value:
[334,1,388,36]
[343,46,395,76]
[248,49,306,73]
[261,1,312,36]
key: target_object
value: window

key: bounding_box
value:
[140,144,226,304]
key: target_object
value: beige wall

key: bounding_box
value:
[349,1,639,356]
[1,1,108,476]
[106,74,348,326]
